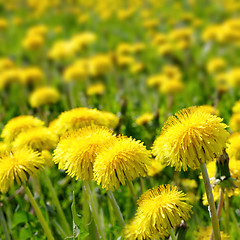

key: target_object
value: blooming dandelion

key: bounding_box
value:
[0,148,44,194]
[53,125,117,180]
[124,185,192,239]
[94,136,151,191]
[1,115,44,142]
[12,127,58,151]
[152,106,229,171]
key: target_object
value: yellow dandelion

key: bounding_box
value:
[195,226,230,240]
[53,126,117,180]
[41,150,54,168]
[207,58,227,74]
[124,215,165,240]
[93,136,151,191]
[86,83,105,96]
[12,127,58,151]
[51,108,109,136]
[227,133,240,160]
[101,111,119,129]
[147,159,166,177]
[0,58,14,72]
[198,105,219,116]
[124,185,192,239]
[20,67,44,85]
[0,148,44,193]
[1,115,44,142]
[229,113,240,132]
[29,86,60,108]
[152,107,229,171]
[159,78,184,95]
[136,113,154,126]
[233,100,240,113]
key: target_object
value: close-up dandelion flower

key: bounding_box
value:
[12,127,58,151]
[0,148,44,194]
[53,125,117,180]
[152,106,229,171]
[124,185,192,239]
[1,115,44,142]
[94,136,151,191]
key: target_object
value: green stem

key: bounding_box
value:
[224,192,229,234]
[43,170,71,236]
[210,188,224,240]
[230,208,240,237]
[140,178,145,194]
[127,180,137,202]
[0,204,11,240]
[200,163,221,240]
[23,184,54,240]
[169,228,177,240]
[52,219,68,239]
[83,181,106,240]
[107,190,125,227]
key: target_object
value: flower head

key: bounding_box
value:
[1,115,44,142]
[227,133,240,160]
[94,136,151,191]
[13,127,58,151]
[0,148,44,193]
[152,107,229,171]
[229,113,240,132]
[29,86,60,108]
[136,113,154,126]
[51,108,111,136]
[53,125,117,180]
[124,185,192,239]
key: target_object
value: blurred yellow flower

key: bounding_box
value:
[229,113,240,132]
[1,116,44,142]
[136,113,154,126]
[86,83,105,96]
[207,58,227,74]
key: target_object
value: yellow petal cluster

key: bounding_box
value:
[152,107,229,171]
[94,136,151,191]
[1,115,44,142]
[124,185,192,239]
[0,148,44,193]
[53,126,117,180]
[29,86,60,108]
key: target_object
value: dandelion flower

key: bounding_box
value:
[232,100,240,113]
[198,105,219,115]
[51,108,109,136]
[1,116,44,142]
[136,113,154,126]
[13,127,58,151]
[94,136,151,191]
[152,107,229,171]
[53,126,117,180]
[229,113,240,132]
[124,185,192,239]
[227,133,240,160]
[147,159,165,177]
[0,148,44,193]
[86,83,105,96]
[29,86,60,108]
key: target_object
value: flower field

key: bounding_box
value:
[0,0,240,239]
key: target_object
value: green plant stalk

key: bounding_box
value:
[127,180,138,202]
[0,204,11,240]
[230,208,240,237]
[52,219,68,239]
[169,228,177,240]
[83,181,106,240]
[107,190,125,227]
[224,192,229,234]
[210,188,224,240]
[200,163,221,240]
[23,184,54,240]
[43,170,72,236]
